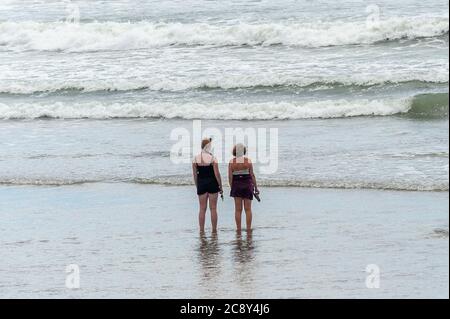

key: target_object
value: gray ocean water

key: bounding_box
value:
[0,0,449,298]
[0,0,448,190]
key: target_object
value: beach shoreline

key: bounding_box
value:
[1,183,448,299]
[0,0,448,300]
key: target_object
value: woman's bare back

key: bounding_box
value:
[229,156,251,172]
[194,152,214,166]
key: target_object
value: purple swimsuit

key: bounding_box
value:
[230,173,254,200]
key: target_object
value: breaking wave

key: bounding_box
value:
[0,94,447,120]
[0,16,448,52]
[406,93,449,118]
[0,77,448,95]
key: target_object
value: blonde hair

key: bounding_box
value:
[201,138,212,151]
[232,143,247,157]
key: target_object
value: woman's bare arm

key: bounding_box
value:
[192,162,198,188]
[228,161,234,188]
[213,159,223,193]
[249,160,259,193]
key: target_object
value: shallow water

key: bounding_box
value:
[0,118,448,191]
[0,0,448,299]
[0,184,448,298]
[0,0,448,192]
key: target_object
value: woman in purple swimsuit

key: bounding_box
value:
[228,144,259,232]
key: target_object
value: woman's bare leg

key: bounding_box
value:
[198,193,208,233]
[244,199,253,231]
[208,193,219,233]
[234,198,244,231]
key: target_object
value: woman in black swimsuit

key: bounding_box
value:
[192,138,223,233]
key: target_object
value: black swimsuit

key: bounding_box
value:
[196,162,220,195]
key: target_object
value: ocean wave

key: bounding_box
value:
[257,179,449,192]
[0,179,96,186]
[2,177,447,192]
[0,16,448,51]
[0,98,412,120]
[0,77,448,95]
[1,94,447,120]
[407,93,449,118]
[132,177,449,192]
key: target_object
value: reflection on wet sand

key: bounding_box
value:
[232,230,256,294]
[197,232,221,282]
[232,230,255,265]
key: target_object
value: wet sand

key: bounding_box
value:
[0,184,448,298]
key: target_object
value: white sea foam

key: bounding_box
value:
[1,177,446,192]
[0,178,95,186]
[0,73,448,95]
[134,177,449,192]
[0,16,447,52]
[0,99,413,120]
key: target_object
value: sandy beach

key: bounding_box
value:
[1,184,448,298]
[0,0,448,300]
